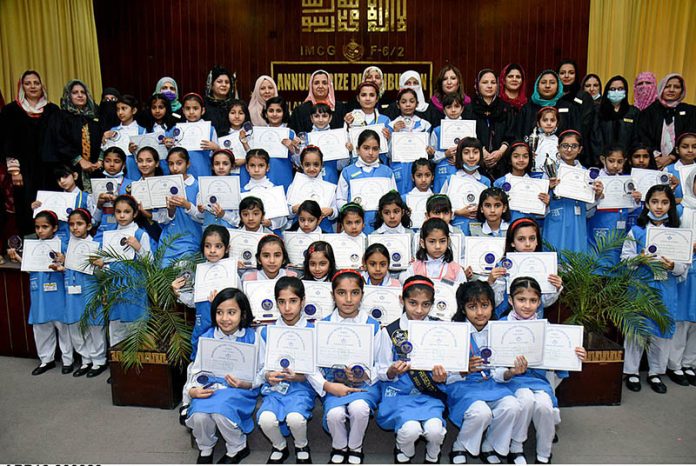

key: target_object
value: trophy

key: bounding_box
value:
[391,329,413,362]
[543,155,558,179]
[588,167,601,184]
[297,132,309,153]
[332,363,370,387]
[351,109,366,126]
[7,235,23,255]
[171,127,183,144]
[177,269,194,294]
[403,116,414,132]
[242,122,254,137]
[624,180,636,194]
[479,346,493,378]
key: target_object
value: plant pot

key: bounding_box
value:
[556,332,624,407]
[109,345,187,409]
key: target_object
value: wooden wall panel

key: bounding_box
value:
[94,0,590,104]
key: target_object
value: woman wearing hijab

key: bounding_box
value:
[248,75,279,126]
[638,73,696,168]
[346,66,393,112]
[498,63,528,116]
[590,75,640,163]
[634,72,658,111]
[203,65,237,135]
[96,87,121,134]
[289,69,347,133]
[383,70,444,127]
[153,76,183,121]
[0,70,61,235]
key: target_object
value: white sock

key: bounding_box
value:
[269,449,285,460]
[331,450,346,463]
[537,455,550,463]
[200,448,213,456]
[451,452,467,464]
[513,453,527,464]
[396,451,410,462]
[484,452,502,464]
[296,448,310,461]
[673,369,684,376]
[685,368,695,376]
[347,449,362,464]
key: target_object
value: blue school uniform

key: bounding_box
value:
[108,122,146,178]
[63,236,98,325]
[440,171,491,232]
[55,189,88,246]
[390,117,431,194]
[177,123,218,178]
[665,161,690,200]
[239,125,296,192]
[147,125,175,176]
[158,176,203,266]
[28,239,68,325]
[338,162,396,235]
[493,174,546,223]
[106,227,151,323]
[433,158,457,194]
[543,164,592,255]
[188,327,260,434]
[309,125,341,184]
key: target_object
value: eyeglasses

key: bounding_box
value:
[560,143,580,151]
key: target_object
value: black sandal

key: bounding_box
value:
[347,448,364,464]
[507,451,527,464]
[266,446,289,464]
[329,448,347,464]
[480,450,502,464]
[393,447,412,464]
[295,445,312,464]
[448,450,468,464]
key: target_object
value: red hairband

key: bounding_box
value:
[537,106,558,117]
[509,141,530,151]
[331,269,363,283]
[558,129,581,139]
[676,132,696,145]
[403,279,434,292]
[213,148,235,159]
[509,217,537,231]
[71,207,92,223]
[357,81,380,93]
[39,209,59,222]
[182,92,203,101]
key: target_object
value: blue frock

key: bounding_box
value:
[158,177,203,266]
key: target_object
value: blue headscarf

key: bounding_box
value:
[531,70,564,107]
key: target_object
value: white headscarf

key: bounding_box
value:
[362,66,384,97]
[399,70,428,112]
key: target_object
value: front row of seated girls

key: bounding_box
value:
[181,274,586,464]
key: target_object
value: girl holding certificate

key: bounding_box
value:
[241,235,297,283]
[343,82,392,165]
[302,241,336,282]
[102,94,146,177]
[183,288,259,464]
[91,147,131,242]
[400,218,466,285]
[664,132,696,202]
[376,276,448,464]
[166,93,218,178]
[361,244,401,287]
[195,149,239,229]
[241,149,288,232]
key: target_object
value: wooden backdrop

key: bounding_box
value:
[94,0,590,103]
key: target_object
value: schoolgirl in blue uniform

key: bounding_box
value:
[376,276,447,464]
[108,94,146,177]
[217,99,251,176]
[344,81,392,165]
[139,93,179,175]
[372,190,412,234]
[305,103,343,184]
[257,277,322,464]
[92,147,133,243]
[241,149,288,233]
[390,88,432,193]
[195,149,239,229]
[665,132,696,203]
[431,93,466,192]
[183,288,259,464]
[361,243,401,287]
[302,241,336,282]
[240,234,298,283]
[166,93,218,178]
[336,129,397,235]
[625,143,657,231]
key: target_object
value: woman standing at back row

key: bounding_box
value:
[289,70,347,134]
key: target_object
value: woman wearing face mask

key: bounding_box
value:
[289,69,347,133]
[96,87,122,134]
[153,76,183,122]
[590,75,640,163]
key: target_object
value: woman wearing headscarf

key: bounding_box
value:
[248,75,278,126]
[382,70,444,127]
[638,73,696,168]
[0,70,61,235]
[289,69,347,133]
[633,72,658,111]
[590,75,640,163]
[498,63,528,116]
[96,87,121,134]
[153,76,183,121]
[203,65,237,135]
[346,66,392,112]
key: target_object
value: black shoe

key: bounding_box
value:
[294,445,312,464]
[217,446,250,464]
[553,433,559,443]
[328,448,347,464]
[648,375,667,394]
[535,454,552,464]
[61,363,74,374]
[73,363,92,377]
[625,375,641,392]
[394,447,412,464]
[507,452,527,464]
[424,452,440,464]
[481,451,502,464]
[31,361,56,376]
[267,446,289,464]
[666,368,689,386]
[347,449,364,464]
[86,364,109,378]
[449,450,468,464]
[684,368,696,386]
[197,452,214,464]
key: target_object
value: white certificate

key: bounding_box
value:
[597,176,638,210]
[360,285,402,326]
[349,124,389,153]
[439,119,476,150]
[244,279,279,321]
[322,233,365,268]
[450,232,463,265]
[199,337,257,383]
[130,132,168,160]
[265,326,316,374]
[367,233,412,270]
[130,180,153,210]
[487,319,547,367]
[535,324,584,372]
[102,229,136,260]
[302,281,334,319]
[101,128,131,153]
[241,186,289,219]
[631,168,671,201]
[65,238,99,274]
[308,128,349,161]
[286,173,337,208]
[21,239,61,272]
[430,281,458,321]
[350,177,391,211]
[645,227,693,263]
[391,132,429,163]
[218,132,246,159]
[91,178,121,199]
[408,320,470,371]
[406,192,430,229]
[464,237,506,274]
[175,121,211,152]
[315,321,374,368]
[445,176,487,211]
[198,176,241,210]
[34,191,78,222]
[505,252,558,294]
[194,258,239,303]
[252,126,290,158]
[554,164,594,203]
[506,176,549,215]
[285,231,322,266]
[146,175,186,209]
[227,229,266,267]
[679,164,696,204]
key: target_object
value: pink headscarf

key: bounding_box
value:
[248,75,278,126]
[633,72,657,111]
[657,73,686,109]
[304,70,336,110]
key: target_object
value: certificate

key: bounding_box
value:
[284,231,322,266]
[367,233,412,270]
[445,176,487,211]
[199,337,257,383]
[194,258,239,303]
[645,227,693,263]
[439,119,476,150]
[264,326,316,374]
[350,177,391,211]
[130,132,168,160]
[322,233,365,268]
[391,132,429,163]
[315,321,374,368]
[308,128,349,161]
[34,191,78,222]
[21,239,61,272]
[101,128,131,153]
[679,164,696,204]
[348,124,389,153]
[554,164,594,203]
[252,126,290,158]
[430,281,458,321]
[198,176,241,210]
[130,180,153,210]
[227,229,266,267]
[286,173,337,208]
[360,285,402,325]
[505,176,549,215]
[487,319,547,367]
[218,132,246,159]
[103,229,136,260]
[241,186,289,219]
[597,176,638,210]
[175,121,211,152]
[244,279,279,321]
[535,324,584,372]
[505,252,558,294]
[406,192,430,229]
[302,281,334,319]
[464,237,506,274]
[91,178,121,199]
[65,238,99,274]
[450,232,463,264]
[146,175,186,209]
[408,320,470,371]
[631,168,671,201]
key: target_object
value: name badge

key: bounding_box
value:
[559,108,569,113]
[274,381,290,395]
[67,285,82,295]
[574,97,583,105]
[679,111,686,116]
[616,220,627,230]
[623,118,634,123]
[574,205,581,216]
[43,282,58,292]
[107,216,117,223]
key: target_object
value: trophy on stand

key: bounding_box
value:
[297,132,309,153]
[7,235,23,256]
[177,269,194,294]
[402,116,414,132]
[526,129,541,172]
[544,155,560,199]
[242,122,254,137]
[332,363,370,387]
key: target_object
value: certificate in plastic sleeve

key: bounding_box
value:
[505,176,549,215]
[130,180,153,210]
[597,176,638,210]
[194,258,239,303]
[102,229,136,260]
[21,239,62,272]
[406,192,430,229]
[91,178,120,199]
[630,168,671,201]
[350,177,391,211]
[439,119,476,150]
[199,337,257,383]
[450,232,463,265]
[464,237,506,274]
[285,232,322,267]
[446,177,487,211]
[302,281,334,319]
[348,124,389,153]
[487,319,547,367]
[367,233,412,270]
[505,252,558,294]
[227,229,266,267]
[408,320,470,371]
[286,173,336,207]
[322,233,365,269]
[240,186,289,219]
[252,126,290,158]
[244,279,279,322]
[130,132,168,160]
[430,281,458,321]
[265,326,316,374]
[391,132,429,163]
[645,227,694,263]
[198,176,241,210]
[176,121,211,152]
[65,238,99,274]
[308,128,349,161]
[360,285,402,325]
[535,324,584,371]
[554,164,594,203]
[315,321,374,369]
[146,174,186,209]
[34,190,78,222]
